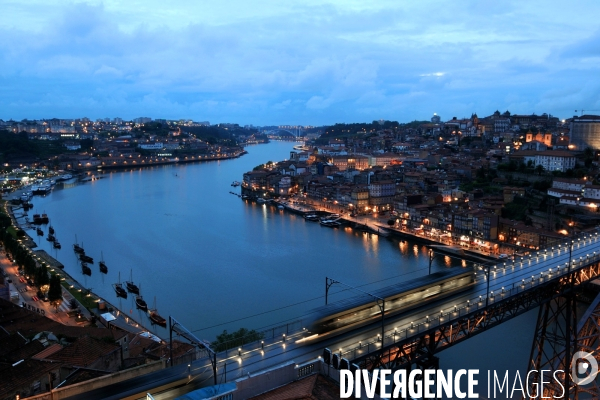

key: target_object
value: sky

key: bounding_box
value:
[1,0,600,126]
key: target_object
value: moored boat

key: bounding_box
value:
[46,234,55,242]
[41,213,49,224]
[73,236,84,254]
[125,269,139,294]
[320,219,341,227]
[114,272,127,298]
[53,241,61,249]
[81,262,92,276]
[135,289,148,311]
[99,252,108,273]
[304,214,319,221]
[36,228,43,236]
[148,297,166,326]
[79,254,94,264]
[33,214,43,225]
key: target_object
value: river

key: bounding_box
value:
[25,141,537,392]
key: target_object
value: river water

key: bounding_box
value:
[26,141,537,392]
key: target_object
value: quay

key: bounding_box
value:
[270,198,497,264]
[3,203,164,341]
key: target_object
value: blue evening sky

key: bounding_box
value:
[1,0,599,125]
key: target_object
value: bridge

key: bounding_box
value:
[265,128,304,138]
[62,231,600,399]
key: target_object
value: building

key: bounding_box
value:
[512,150,576,172]
[368,180,395,211]
[569,115,600,150]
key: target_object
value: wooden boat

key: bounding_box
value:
[33,214,43,225]
[125,269,139,294]
[135,285,148,311]
[73,235,84,254]
[36,228,43,236]
[79,254,94,264]
[113,272,127,299]
[99,252,107,274]
[46,233,56,242]
[53,241,61,249]
[148,297,166,326]
[48,225,55,235]
[41,213,49,224]
[81,262,92,276]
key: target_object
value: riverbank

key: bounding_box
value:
[4,202,163,339]
[272,198,498,264]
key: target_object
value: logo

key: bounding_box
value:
[571,351,599,386]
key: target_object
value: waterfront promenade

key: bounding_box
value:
[2,202,159,340]
[273,197,500,263]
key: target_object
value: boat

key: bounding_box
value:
[320,219,341,227]
[81,262,92,276]
[48,225,55,235]
[257,198,266,203]
[277,205,284,210]
[36,228,43,236]
[41,213,49,224]
[135,285,148,311]
[32,214,43,225]
[304,214,319,221]
[33,183,51,195]
[148,297,166,326]
[99,252,107,274]
[125,269,139,294]
[73,235,84,254]
[53,241,61,249]
[79,254,94,264]
[113,272,127,298]
[231,181,241,187]
[46,234,55,242]
[58,173,73,181]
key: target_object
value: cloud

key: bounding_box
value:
[1,1,600,124]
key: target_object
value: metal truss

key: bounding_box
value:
[527,293,578,399]
[527,288,600,399]
[353,262,600,373]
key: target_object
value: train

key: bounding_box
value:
[303,267,476,341]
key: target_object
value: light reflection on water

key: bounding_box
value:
[28,143,485,346]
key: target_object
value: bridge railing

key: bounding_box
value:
[215,319,308,359]
[338,234,600,362]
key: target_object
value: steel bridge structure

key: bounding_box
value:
[337,231,600,398]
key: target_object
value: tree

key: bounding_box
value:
[48,274,62,309]
[534,165,545,176]
[212,328,264,352]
